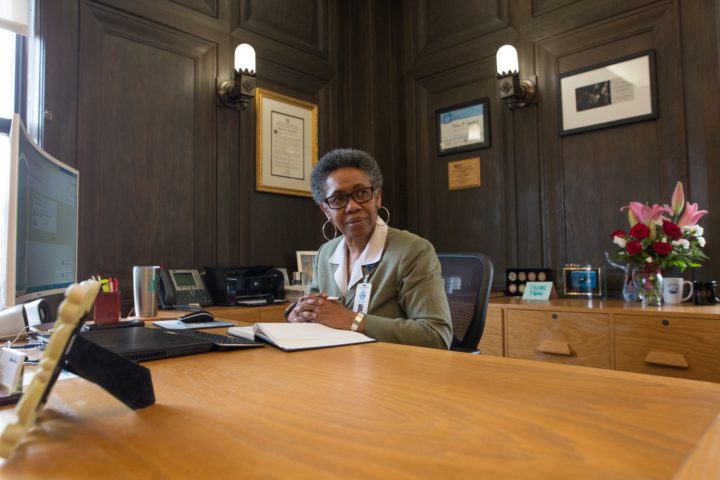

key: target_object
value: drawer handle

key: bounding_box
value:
[644,351,689,369]
[537,340,572,356]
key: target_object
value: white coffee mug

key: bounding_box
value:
[662,277,694,304]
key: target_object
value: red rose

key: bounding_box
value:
[630,223,650,240]
[662,220,683,241]
[611,230,626,239]
[626,241,643,256]
[652,241,672,256]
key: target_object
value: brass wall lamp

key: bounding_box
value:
[217,43,256,110]
[496,44,537,110]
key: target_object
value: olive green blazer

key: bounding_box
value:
[308,227,452,349]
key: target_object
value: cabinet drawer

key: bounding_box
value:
[507,310,611,368]
[614,315,720,382]
[479,307,503,356]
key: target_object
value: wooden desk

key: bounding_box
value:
[1,343,719,478]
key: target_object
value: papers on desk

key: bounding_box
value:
[228,323,376,351]
[153,320,233,330]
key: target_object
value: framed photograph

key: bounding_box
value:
[559,50,657,135]
[256,88,318,197]
[296,251,317,283]
[562,265,604,298]
[436,98,490,156]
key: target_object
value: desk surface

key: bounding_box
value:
[1,341,719,478]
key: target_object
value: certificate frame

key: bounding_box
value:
[558,50,657,136]
[436,98,490,156]
[256,88,318,197]
[296,251,317,283]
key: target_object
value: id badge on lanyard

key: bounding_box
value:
[352,264,375,313]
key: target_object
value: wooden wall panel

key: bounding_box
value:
[413,0,507,55]
[76,3,217,307]
[170,0,218,17]
[240,0,328,58]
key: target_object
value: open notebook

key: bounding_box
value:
[228,323,375,352]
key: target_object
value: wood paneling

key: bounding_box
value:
[240,0,328,58]
[413,0,507,55]
[76,2,217,309]
[170,0,218,17]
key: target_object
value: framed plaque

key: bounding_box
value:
[436,98,490,155]
[256,88,318,197]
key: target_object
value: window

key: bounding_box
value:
[0,27,24,308]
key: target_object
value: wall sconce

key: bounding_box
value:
[217,43,256,111]
[496,44,536,110]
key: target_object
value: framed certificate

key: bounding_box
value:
[436,98,490,156]
[256,88,318,197]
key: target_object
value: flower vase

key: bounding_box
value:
[622,264,638,302]
[635,267,663,307]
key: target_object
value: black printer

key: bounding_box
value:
[204,266,285,306]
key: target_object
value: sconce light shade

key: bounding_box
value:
[496,44,536,111]
[496,45,519,76]
[234,43,256,74]
[218,43,257,111]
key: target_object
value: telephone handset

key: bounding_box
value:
[158,268,214,309]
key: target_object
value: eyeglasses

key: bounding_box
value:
[324,187,374,209]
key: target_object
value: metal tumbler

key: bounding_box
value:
[133,266,160,317]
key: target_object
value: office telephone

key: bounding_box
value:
[158,268,213,309]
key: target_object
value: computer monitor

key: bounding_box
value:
[1,114,79,308]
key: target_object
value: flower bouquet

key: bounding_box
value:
[609,181,709,306]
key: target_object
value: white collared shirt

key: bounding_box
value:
[328,218,388,295]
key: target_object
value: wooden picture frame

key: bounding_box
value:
[256,88,318,197]
[559,50,657,136]
[436,98,490,156]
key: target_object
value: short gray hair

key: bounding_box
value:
[310,149,384,205]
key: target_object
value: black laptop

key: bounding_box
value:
[80,327,213,362]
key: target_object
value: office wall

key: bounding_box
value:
[37,0,719,303]
[398,0,720,290]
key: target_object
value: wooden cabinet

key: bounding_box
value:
[479,307,504,356]
[615,314,720,382]
[207,304,287,323]
[506,309,611,368]
[488,297,720,381]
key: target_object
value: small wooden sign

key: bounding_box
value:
[448,157,481,191]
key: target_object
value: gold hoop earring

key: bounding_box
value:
[322,220,338,241]
[377,206,390,226]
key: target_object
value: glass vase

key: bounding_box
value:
[635,267,663,307]
[622,264,639,302]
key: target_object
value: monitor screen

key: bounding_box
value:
[2,114,79,308]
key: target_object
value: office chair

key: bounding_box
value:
[438,253,494,354]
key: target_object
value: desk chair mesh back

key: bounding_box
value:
[438,253,494,354]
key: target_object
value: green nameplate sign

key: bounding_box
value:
[522,282,554,300]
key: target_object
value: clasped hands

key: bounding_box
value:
[288,293,357,330]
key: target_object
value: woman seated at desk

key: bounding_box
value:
[286,148,452,349]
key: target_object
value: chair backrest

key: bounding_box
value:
[437,253,494,353]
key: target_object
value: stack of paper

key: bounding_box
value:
[228,323,375,351]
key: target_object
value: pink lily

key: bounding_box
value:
[677,202,708,227]
[627,208,638,227]
[671,181,685,216]
[621,202,672,226]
